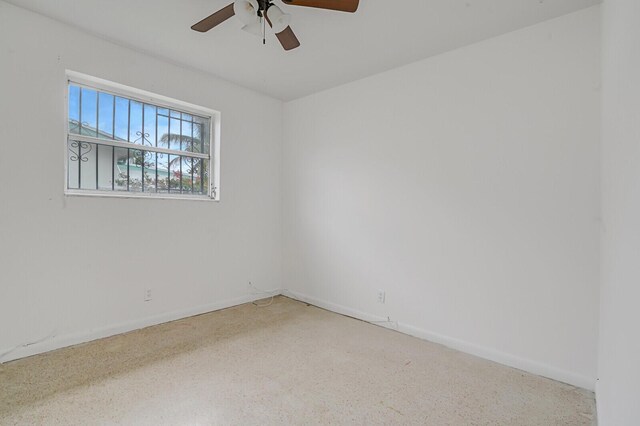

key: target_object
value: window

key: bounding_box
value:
[65,72,218,200]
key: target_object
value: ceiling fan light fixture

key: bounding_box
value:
[242,20,264,37]
[233,0,259,26]
[267,5,292,34]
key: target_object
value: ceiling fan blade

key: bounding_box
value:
[281,0,359,13]
[267,21,300,50]
[266,16,301,51]
[275,26,301,51]
[191,3,235,32]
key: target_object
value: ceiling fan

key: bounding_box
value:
[191,0,360,51]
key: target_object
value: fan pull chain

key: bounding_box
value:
[263,15,266,45]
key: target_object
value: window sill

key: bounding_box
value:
[64,189,219,202]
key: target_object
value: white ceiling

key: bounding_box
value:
[7,0,599,100]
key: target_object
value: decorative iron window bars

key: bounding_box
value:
[67,82,214,198]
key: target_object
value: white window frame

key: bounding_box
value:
[64,70,221,201]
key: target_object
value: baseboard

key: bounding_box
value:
[2,289,597,392]
[282,289,596,391]
[281,289,397,325]
[0,293,269,364]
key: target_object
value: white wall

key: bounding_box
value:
[598,0,640,424]
[0,1,282,361]
[283,7,601,390]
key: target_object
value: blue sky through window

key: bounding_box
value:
[68,84,208,150]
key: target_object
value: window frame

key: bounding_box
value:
[64,70,221,202]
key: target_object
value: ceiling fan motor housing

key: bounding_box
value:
[257,0,273,16]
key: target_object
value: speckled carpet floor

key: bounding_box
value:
[0,296,595,425]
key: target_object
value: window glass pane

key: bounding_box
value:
[113,147,129,191]
[168,154,180,192]
[156,152,169,192]
[202,159,210,195]
[157,114,169,150]
[98,93,115,140]
[97,144,113,190]
[129,149,143,192]
[79,142,96,190]
[182,120,193,153]
[169,117,181,151]
[183,157,194,193]
[144,104,157,148]
[80,88,98,137]
[193,117,209,154]
[144,152,158,193]
[67,141,80,189]
[130,101,143,145]
[141,150,154,192]
[114,97,129,141]
[69,85,80,134]
[179,155,187,193]
[196,158,203,194]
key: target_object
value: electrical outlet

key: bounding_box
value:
[377,290,386,304]
[144,288,152,302]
